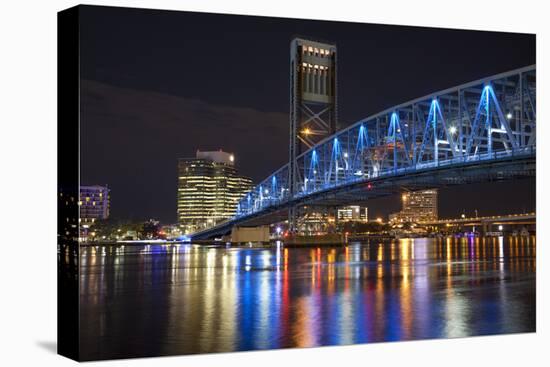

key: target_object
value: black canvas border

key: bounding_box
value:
[57,5,80,361]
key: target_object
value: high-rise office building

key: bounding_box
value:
[389,189,438,223]
[79,185,110,227]
[177,150,252,233]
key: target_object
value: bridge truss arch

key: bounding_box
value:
[238,66,535,216]
[194,66,536,239]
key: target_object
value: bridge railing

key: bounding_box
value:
[236,66,536,219]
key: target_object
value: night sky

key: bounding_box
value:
[79,5,536,223]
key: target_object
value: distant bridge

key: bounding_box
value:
[420,212,535,226]
[192,66,536,240]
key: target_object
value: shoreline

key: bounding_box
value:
[77,233,535,248]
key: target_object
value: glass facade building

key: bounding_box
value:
[177,150,252,233]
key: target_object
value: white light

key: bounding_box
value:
[343,152,348,158]
[498,225,503,231]
[229,155,234,162]
[450,126,457,134]
[506,112,513,120]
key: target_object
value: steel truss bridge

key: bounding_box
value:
[192,66,536,240]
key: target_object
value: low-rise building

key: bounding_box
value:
[337,205,368,222]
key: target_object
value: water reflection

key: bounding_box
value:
[79,237,536,360]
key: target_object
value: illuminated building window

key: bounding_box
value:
[177,153,252,231]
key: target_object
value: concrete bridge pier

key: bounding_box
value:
[481,222,493,235]
[230,225,270,244]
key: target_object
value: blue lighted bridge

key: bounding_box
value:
[192,65,536,240]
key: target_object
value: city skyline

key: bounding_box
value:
[79,5,535,222]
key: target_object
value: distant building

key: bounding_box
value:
[389,189,438,223]
[337,205,368,222]
[58,188,78,242]
[177,150,252,233]
[299,210,333,234]
[160,224,183,240]
[79,185,110,228]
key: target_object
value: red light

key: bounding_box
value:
[367,183,372,189]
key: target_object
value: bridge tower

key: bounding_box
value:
[289,38,338,231]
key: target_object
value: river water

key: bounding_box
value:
[79,236,535,360]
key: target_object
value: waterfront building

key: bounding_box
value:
[337,205,368,222]
[297,205,368,234]
[298,210,333,234]
[160,224,183,240]
[389,189,438,223]
[79,185,110,228]
[177,150,252,233]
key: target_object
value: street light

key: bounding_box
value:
[450,126,457,134]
